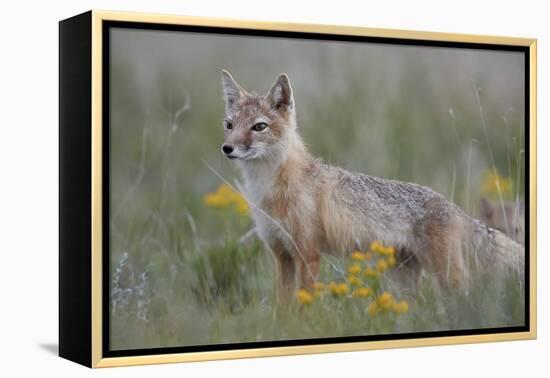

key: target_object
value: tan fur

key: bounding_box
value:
[319,182,357,256]
[260,147,325,292]
[422,206,468,288]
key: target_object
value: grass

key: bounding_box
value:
[108,29,526,350]
[109,183,524,350]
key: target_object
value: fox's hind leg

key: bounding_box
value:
[420,199,470,291]
[446,219,470,290]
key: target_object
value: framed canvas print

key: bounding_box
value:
[59,10,537,368]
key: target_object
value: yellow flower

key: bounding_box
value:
[296,289,314,305]
[367,301,378,316]
[370,241,395,256]
[329,281,338,295]
[351,251,365,261]
[386,255,396,267]
[203,184,250,215]
[233,195,250,215]
[392,300,409,314]
[481,170,513,198]
[348,275,362,286]
[370,241,383,253]
[376,259,389,273]
[203,193,230,208]
[376,292,394,310]
[363,267,379,279]
[216,183,235,200]
[330,282,349,297]
[347,263,361,275]
[313,282,326,291]
[339,283,350,295]
[364,252,373,260]
[352,287,372,298]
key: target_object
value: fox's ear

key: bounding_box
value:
[480,197,494,220]
[221,70,244,111]
[266,73,294,112]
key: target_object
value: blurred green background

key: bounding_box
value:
[108,28,525,350]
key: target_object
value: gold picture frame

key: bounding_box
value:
[59,10,537,368]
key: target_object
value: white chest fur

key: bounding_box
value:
[240,163,296,251]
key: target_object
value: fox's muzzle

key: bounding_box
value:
[222,144,234,154]
[221,144,239,159]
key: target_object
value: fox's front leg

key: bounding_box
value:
[271,242,296,303]
[296,244,321,289]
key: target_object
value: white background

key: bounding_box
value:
[0,0,547,376]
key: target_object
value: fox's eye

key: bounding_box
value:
[224,121,233,130]
[252,122,267,132]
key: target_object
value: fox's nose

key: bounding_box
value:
[222,144,234,155]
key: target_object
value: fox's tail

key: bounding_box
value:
[469,217,525,275]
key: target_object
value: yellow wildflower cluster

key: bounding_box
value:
[296,242,394,302]
[296,289,314,305]
[348,275,362,286]
[295,241,410,318]
[352,250,373,261]
[367,291,409,316]
[392,301,410,314]
[352,287,373,298]
[481,170,513,199]
[376,259,389,273]
[347,263,361,275]
[329,281,350,297]
[203,184,250,215]
[352,241,398,279]
[363,267,378,278]
[370,241,396,256]
[295,281,351,305]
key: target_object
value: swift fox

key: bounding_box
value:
[220,70,524,298]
